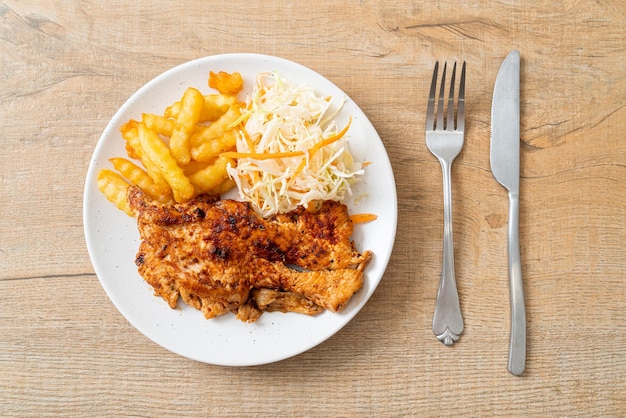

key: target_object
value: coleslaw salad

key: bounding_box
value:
[224,71,365,217]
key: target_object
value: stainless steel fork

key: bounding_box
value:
[426,61,466,346]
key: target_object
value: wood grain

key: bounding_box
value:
[1,0,624,416]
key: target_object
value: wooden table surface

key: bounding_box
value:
[2,1,625,416]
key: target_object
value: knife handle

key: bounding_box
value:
[507,191,526,376]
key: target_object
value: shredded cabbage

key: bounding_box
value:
[227,72,364,217]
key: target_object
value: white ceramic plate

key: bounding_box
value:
[83,53,397,366]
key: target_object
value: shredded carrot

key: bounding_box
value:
[222,117,352,169]
[291,159,307,183]
[310,116,352,155]
[350,213,378,224]
[289,116,353,181]
[241,128,258,152]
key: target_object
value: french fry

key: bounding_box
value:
[120,121,172,197]
[137,122,194,203]
[121,120,147,161]
[163,102,179,120]
[188,156,233,194]
[170,87,204,165]
[209,71,244,96]
[165,94,235,122]
[120,120,141,160]
[201,94,237,121]
[97,169,133,216]
[142,113,175,137]
[189,104,243,149]
[109,157,172,204]
[182,160,212,176]
[190,129,238,162]
[210,178,236,195]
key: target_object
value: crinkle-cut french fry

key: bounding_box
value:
[165,94,236,123]
[209,71,244,96]
[189,104,243,149]
[109,157,172,204]
[142,113,175,137]
[163,102,179,120]
[121,120,146,161]
[97,169,133,216]
[120,120,141,160]
[120,121,171,197]
[190,129,238,162]
[170,87,204,165]
[182,160,212,176]
[137,122,194,203]
[188,156,233,194]
[201,94,237,121]
[210,178,237,195]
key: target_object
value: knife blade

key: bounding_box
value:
[490,50,526,376]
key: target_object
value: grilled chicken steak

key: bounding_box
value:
[128,186,372,322]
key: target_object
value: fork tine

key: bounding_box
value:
[447,62,457,130]
[426,61,438,131]
[436,62,447,131]
[457,61,466,132]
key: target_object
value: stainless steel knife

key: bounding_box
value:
[490,50,526,376]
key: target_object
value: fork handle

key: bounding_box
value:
[507,191,526,375]
[432,161,464,345]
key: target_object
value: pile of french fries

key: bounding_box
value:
[97,71,245,216]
